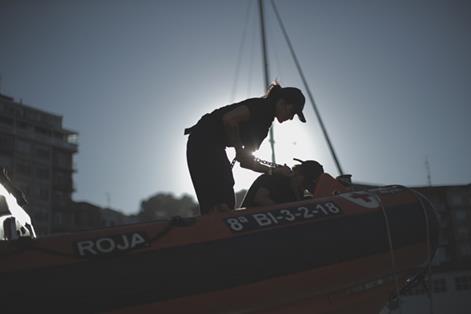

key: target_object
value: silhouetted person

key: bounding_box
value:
[241,159,324,208]
[185,83,306,215]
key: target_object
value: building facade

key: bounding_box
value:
[382,184,471,314]
[0,93,78,235]
[52,200,133,233]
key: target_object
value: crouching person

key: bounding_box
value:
[241,159,324,208]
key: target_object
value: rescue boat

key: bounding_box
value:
[0,174,439,314]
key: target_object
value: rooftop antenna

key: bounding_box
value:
[425,157,432,186]
[106,192,111,208]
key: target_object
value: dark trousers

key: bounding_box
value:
[186,133,235,215]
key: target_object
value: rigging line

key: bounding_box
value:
[377,193,403,314]
[422,195,434,314]
[247,4,257,98]
[270,0,344,175]
[392,192,436,309]
[259,0,276,164]
[230,0,254,103]
[413,189,436,314]
[263,3,283,83]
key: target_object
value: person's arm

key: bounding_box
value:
[245,162,292,176]
[253,187,276,206]
[222,105,292,175]
[222,106,265,171]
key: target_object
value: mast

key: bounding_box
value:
[258,0,275,163]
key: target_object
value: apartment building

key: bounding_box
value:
[0,93,78,235]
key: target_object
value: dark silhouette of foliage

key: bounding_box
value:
[138,193,198,221]
[138,190,248,221]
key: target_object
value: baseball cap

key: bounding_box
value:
[293,158,324,184]
[280,87,306,123]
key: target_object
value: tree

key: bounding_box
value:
[138,189,248,222]
[138,193,198,222]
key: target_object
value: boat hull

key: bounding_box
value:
[0,186,439,313]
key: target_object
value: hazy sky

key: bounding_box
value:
[1,0,470,214]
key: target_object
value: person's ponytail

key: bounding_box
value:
[265,81,282,100]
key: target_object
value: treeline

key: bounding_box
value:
[137,190,247,221]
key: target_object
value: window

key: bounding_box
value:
[459,244,471,256]
[455,276,471,291]
[33,210,49,223]
[67,133,78,144]
[404,284,426,296]
[53,191,68,206]
[25,110,40,122]
[15,140,31,154]
[455,209,467,221]
[17,121,31,130]
[0,115,13,126]
[0,155,12,169]
[3,104,15,115]
[15,161,31,176]
[38,187,49,201]
[40,114,61,127]
[16,108,25,118]
[449,194,463,207]
[0,134,14,154]
[35,146,50,160]
[54,212,63,225]
[54,151,72,168]
[54,171,69,186]
[36,167,50,180]
[53,131,63,140]
[34,126,51,137]
[457,227,469,240]
[433,278,447,293]
[431,247,449,265]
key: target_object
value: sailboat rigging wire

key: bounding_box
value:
[247,18,256,98]
[230,0,254,103]
[270,0,344,175]
[259,0,276,164]
[383,190,437,313]
[414,189,436,314]
[377,193,403,314]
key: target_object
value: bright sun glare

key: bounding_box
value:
[233,119,318,192]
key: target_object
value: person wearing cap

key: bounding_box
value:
[184,82,306,215]
[241,159,324,208]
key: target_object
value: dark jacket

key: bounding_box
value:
[241,174,297,208]
[185,97,275,149]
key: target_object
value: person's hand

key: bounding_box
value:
[236,148,255,169]
[272,164,292,176]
